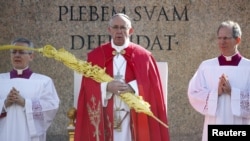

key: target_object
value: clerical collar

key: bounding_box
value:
[10,67,33,79]
[218,53,241,66]
[111,38,130,52]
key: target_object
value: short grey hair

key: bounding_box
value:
[11,37,34,53]
[217,20,242,38]
[11,37,34,48]
[109,13,132,28]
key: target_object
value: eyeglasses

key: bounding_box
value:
[11,50,31,55]
[110,25,129,31]
[217,37,233,40]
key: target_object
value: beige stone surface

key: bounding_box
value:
[1,0,250,141]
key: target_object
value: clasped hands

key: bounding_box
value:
[4,87,25,107]
[218,74,231,96]
[107,80,135,95]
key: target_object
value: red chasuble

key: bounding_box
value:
[74,42,170,141]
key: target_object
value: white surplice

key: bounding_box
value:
[188,57,250,141]
[101,51,133,141]
[0,73,60,141]
[112,54,131,141]
[100,39,139,141]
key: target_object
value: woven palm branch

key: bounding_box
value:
[0,44,168,128]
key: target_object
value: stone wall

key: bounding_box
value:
[1,0,250,141]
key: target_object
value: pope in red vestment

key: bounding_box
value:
[74,13,170,141]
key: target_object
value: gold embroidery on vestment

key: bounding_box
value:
[87,95,101,141]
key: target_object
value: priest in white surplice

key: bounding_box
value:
[0,38,60,141]
[188,21,250,141]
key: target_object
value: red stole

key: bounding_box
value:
[74,42,170,141]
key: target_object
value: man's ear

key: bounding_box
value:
[108,27,112,34]
[129,27,134,35]
[236,37,241,44]
[29,53,35,61]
